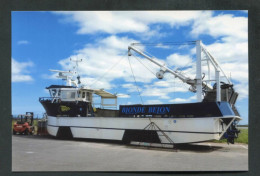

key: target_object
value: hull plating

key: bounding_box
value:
[47,116,236,144]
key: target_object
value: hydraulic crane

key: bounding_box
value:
[128,40,238,107]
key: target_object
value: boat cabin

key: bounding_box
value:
[46,85,117,109]
[47,85,93,103]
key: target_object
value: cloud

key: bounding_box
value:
[204,42,248,64]
[201,41,248,100]
[166,53,193,68]
[57,36,160,90]
[122,83,143,93]
[116,93,130,98]
[234,83,248,100]
[191,13,248,42]
[155,43,170,49]
[141,76,190,100]
[53,11,211,36]
[12,59,34,82]
[169,95,196,103]
[17,40,29,45]
[53,11,248,101]
[189,12,248,100]
[145,99,163,104]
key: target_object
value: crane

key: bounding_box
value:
[128,40,233,103]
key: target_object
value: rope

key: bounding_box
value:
[128,54,156,123]
[89,51,127,87]
[131,41,196,46]
[127,55,144,105]
[132,54,156,76]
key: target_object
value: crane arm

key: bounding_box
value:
[128,45,195,85]
[128,45,212,92]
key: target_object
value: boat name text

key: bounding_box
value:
[121,106,170,115]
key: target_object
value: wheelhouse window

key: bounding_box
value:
[70,92,76,99]
[49,89,57,97]
[87,92,90,101]
[61,91,76,100]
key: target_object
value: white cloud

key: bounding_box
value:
[169,95,196,103]
[116,93,130,98]
[234,83,248,100]
[122,83,142,93]
[145,99,163,104]
[53,11,248,101]
[189,12,248,100]
[204,42,248,64]
[141,77,189,100]
[57,36,159,90]
[166,53,193,68]
[53,11,211,36]
[191,13,248,42]
[221,62,248,84]
[17,40,29,45]
[12,59,34,82]
[155,43,170,49]
[201,42,248,100]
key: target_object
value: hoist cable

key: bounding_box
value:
[127,55,144,105]
[128,56,152,123]
[89,51,128,88]
[132,54,156,77]
[131,41,196,46]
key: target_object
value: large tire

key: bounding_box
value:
[24,129,29,135]
[13,130,16,135]
[30,127,35,135]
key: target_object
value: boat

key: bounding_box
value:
[39,40,241,145]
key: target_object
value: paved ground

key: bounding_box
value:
[12,135,248,172]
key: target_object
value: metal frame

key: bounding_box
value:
[128,40,231,103]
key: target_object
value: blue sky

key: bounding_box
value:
[12,11,248,124]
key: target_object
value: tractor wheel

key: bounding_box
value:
[24,129,29,135]
[30,127,35,135]
[13,130,16,135]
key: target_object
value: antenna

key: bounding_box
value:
[70,58,83,85]
[49,69,73,86]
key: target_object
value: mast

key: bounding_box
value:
[196,40,202,102]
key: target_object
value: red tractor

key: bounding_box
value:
[13,112,35,135]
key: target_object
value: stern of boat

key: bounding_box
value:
[217,116,241,144]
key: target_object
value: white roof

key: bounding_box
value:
[80,87,117,98]
[93,89,117,98]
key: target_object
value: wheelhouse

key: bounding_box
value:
[46,85,94,103]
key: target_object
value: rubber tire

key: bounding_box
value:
[24,129,29,135]
[13,130,16,135]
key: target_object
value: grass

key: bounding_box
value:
[212,128,248,144]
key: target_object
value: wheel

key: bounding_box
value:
[30,127,34,135]
[13,130,16,135]
[24,129,29,135]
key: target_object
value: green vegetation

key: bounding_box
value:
[235,129,248,144]
[212,128,248,144]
